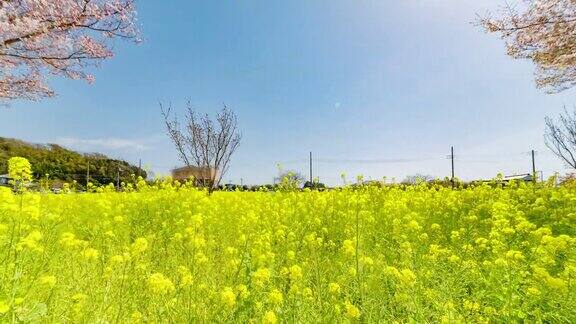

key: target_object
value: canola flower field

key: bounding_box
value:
[0,181,575,322]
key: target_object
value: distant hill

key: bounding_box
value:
[0,137,146,187]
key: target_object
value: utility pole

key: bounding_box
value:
[137,159,142,178]
[450,146,455,188]
[116,167,121,191]
[531,150,537,183]
[309,151,313,184]
[86,162,90,187]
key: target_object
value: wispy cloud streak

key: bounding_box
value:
[53,136,162,152]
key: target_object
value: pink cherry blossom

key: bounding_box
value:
[0,0,139,101]
[480,1,576,93]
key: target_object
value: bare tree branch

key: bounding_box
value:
[161,102,241,192]
[545,107,576,170]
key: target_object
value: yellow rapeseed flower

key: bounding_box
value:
[109,254,125,265]
[131,311,143,322]
[82,247,100,260]
[398,269,417,287]
[348,266,357,277]
[177,266,193,288]
[360,256,374,266]
[221,287,236,309]
[148,273,175,295]
[448,254,460,263]
[342,240,356,257]
[526,287,541,297]
[328,282,341,295]
[262,310,277,324]
[17,230,43,251]
[268,289,283,305]
[131,237,149,255]
[253,267,271,287]
[237,284,250,299]
[180,273,193,288]
[60,232,82,248]
[344,300,360,319]
[289,265,303,281]
[40,275,57,289]
[0,301,9,314]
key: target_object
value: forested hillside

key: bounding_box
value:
[0,137,146,187]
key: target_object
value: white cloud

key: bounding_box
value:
[53,136,159,152]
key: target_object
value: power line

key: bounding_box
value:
[276,159,308,164]
[306,157,441,164]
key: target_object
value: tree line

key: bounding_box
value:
[0,137,145,188]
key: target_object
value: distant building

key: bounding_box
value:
[171,166,218,186]
[0,174,11,187]
[503,174,534,182]
[478,173,534,183]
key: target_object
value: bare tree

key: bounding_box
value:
[402,174,435,185]
[161,100,241,192]
[275,170,305,187]
[545,107,576,170]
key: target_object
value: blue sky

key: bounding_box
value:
[1,0,575,185]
